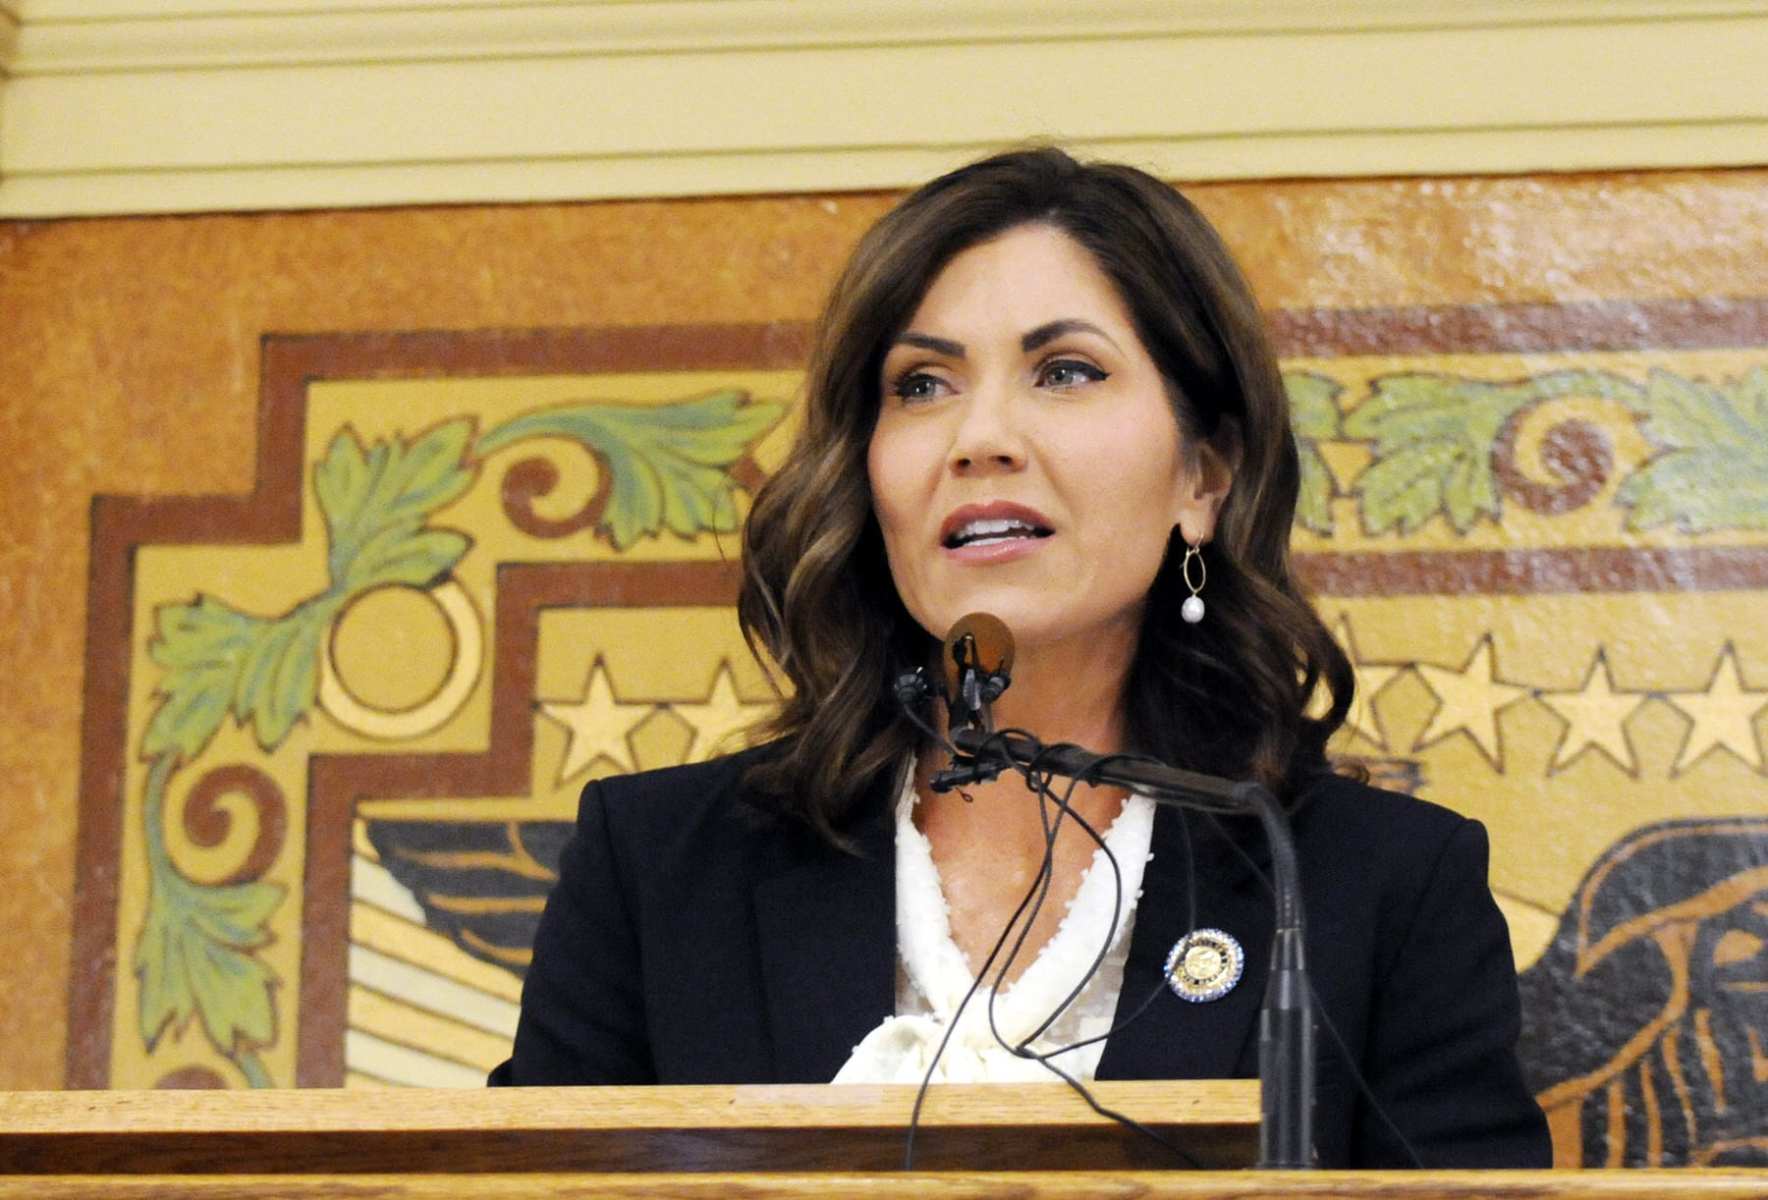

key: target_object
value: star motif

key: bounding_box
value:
[1537,651,1647,776]
[1329,614,1403,749]
[1663,646,1767,775]
[539,659,654,782]
[1412,636,1530,770]
[672,662,774,763]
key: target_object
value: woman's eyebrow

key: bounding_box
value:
[1021,318,1118,353]
[892,331,966,358]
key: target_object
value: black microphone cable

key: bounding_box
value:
[965,736,1257,1081]
[989,742,1209,1060]
[976,742,1212,1169]
[963,735,1224,1062]
[985,747,1118,1047]
[893,700,1216,1168]
[893,706,1067,1168]
[896,789,1071,1166]
[895,714,1130,1166]
[898,703,1230,1166]
[995,743,1414,1170]
[1035,793,1201,1059]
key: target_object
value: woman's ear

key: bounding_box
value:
[1174,421,1240,546]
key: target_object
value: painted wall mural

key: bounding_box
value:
[70,301,1767,1166]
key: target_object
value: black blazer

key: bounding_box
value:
[490,744,1550,1169]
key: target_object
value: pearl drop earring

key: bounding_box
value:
[1180,540,1206,624]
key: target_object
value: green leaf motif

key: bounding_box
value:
[145,420,477,761]
[1615,367,1768,533]
[137,873,283,1055]
[1284,371,1342,535]
[136,419,480,1082]
[135,757,283,1058]
[144,598,268,762]
[144,595,335,760]
[1342,369,1638,536]
[477,390,785,550]
[232,601,331,751]
[317,420,475,591]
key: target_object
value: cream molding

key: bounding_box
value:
[11,1,1766,74]
[1,0,1765,217]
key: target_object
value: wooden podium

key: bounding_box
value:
[2,1082,1762,1198]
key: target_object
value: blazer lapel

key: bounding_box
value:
[752,772,897,1082]
[1097,805,1274,1081]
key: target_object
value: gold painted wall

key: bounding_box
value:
[0,191,891,1092]
[3,170,1766,1133]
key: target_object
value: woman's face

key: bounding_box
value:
[867,223,1225,657]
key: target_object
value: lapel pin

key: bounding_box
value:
[1165,928,1244,1003]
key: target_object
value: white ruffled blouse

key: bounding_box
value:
[833,763,1156,1084]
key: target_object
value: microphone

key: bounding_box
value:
[942,612,1014,731]
[926,614,1015,794]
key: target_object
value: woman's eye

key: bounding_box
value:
[890,371,948,403]
[1038,360,1108,389]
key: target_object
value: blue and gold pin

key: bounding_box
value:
[1164,928,1244,1003]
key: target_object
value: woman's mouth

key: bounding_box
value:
[938,509,1055,563]
[942,516,1054,550]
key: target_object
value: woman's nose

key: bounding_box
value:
[948,387,1025,474]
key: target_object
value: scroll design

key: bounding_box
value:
[476,389,785,549]
[1301,364,1768,538]
[495,455,611,539]
[181,764,289,887]
[1491,401,1615,516]
[1338,368,1641,535]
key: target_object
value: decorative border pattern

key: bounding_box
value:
[69,297,1768,1088]
[69,323,807,1088]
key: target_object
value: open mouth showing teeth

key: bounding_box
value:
[944,518,1054,549]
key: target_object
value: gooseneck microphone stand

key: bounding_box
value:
[937,722,1316,1170]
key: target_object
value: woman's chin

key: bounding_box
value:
[914,606,1094,654]
[905,576,1145,656]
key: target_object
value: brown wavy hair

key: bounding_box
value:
[738,146,1354,846]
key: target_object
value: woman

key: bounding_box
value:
[491,147,1551,1169]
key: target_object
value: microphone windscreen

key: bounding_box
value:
[942,612,1015,696]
